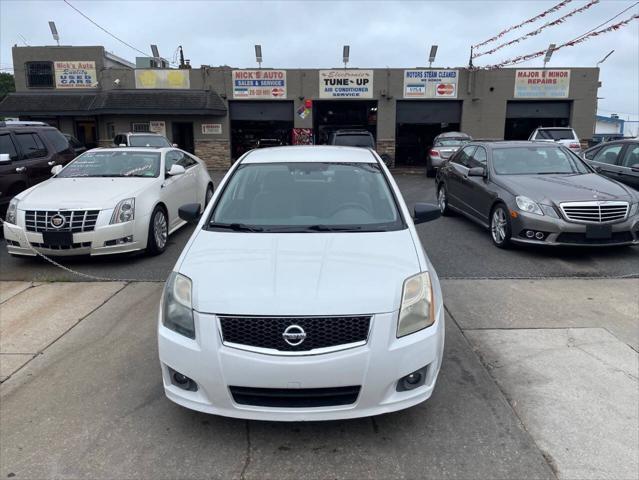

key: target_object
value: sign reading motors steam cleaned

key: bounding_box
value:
[403,70,459,98]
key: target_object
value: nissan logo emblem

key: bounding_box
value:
[50,214,66,229]
[282,325,306,346]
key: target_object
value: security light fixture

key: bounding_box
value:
[48,21,59,46]
[428,45,438,68]
[343,45,350,69]
[255,45,263,68]
[151,44,160,58]
[543,43,556,69]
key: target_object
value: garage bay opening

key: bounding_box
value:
[313,100,377,145]
[504,101,571,140]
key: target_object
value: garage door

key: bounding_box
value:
[505,101,571,140]
[229,101,293,121]
[396,101,462,124]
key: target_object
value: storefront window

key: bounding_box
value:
[26,62,54,88]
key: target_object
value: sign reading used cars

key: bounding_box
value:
[514,70,570,98]
[403,70,458,99]
[54,61,96,89]
[233,70,287,99]
[319,70,373,98]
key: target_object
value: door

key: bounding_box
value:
[589,143,625,181]
[447,145,475,212]
[162,149,197,229]
[12,131,52,186]
[461,146,493,224]
[171,123,195,154]
[0,132,23,206]
[75,121,97,149]
[618,143,639,190]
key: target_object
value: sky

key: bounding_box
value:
[1,0,638,120]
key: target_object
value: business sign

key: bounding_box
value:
[135,69,190,89]
[149,121,166,136]
[319,70,373,98]
[54,61,96,89]
[232,70,287,99]
[403,70,458,98]
[514,69,570,98]
[202,123,222,135]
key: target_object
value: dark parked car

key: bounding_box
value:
[0,121,76,214]
[435,141,639,248]
[328,129,376,148]
[64,134,87,155]
[581,139,639,190]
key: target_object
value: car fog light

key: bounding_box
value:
[535,232,545,240]
[168,367,198,392]
[526,230,535,238]
[397,366,428,392]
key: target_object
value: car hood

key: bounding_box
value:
[179,229,422,316]
[17,177,155,209]
[499,173,637,204]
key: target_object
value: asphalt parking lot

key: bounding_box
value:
[1,171,637,282]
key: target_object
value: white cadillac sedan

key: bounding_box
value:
[158,146,444,421]
[3,147,213,257]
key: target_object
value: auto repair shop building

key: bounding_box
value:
[0,45,599,168]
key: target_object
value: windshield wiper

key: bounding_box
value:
[306,224,364,232]
[208,222,263,232]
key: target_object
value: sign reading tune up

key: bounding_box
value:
[55,61,97,89]
[514,70,570,98]
[403,70,458,99]
[319,70,373,98]
[233,70,287,99]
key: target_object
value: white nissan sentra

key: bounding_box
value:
[3,147,214,257]
[158,146,444,421]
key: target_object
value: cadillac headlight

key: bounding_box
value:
[110,198,135,224]
[397,272,435,338]
[162,272,195,338]
[5,198,18,224]
[516,196,543,216]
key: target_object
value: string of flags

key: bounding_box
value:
[473,0,600,59]
[472,0,574,49]
[481,14,639,69]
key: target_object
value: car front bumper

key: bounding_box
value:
[3,210,150,257]
[158,307,445,421]
[511,211,639,247]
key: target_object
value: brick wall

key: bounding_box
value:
[376,139,396,168]
[195,140,231,170]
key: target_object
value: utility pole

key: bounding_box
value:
[178,46,186,69]
[468,46,474,69]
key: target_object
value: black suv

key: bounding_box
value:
[0,121,76,213]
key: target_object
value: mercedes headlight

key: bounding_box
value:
[516,196,543,216]
[397,272,435,338]
[630,203,638,217]
[110,198,135,224]
[162,272,195,338]
[5,198,19,224]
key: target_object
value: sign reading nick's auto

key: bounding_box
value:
[403,70,458,99]
[232,70,287,99]
[514,70,570,98]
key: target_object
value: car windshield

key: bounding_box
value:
[129,135,170,147]
[209,162,403,232]
[333,135,375,148]
[535,129,575,140]
[434,139,468,147]
[492,147,590,175]
[57,151,161,178]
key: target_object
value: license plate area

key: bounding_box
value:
[585,224,612,239]
[42,231,74,246]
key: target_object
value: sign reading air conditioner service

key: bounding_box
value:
[403,70,458,99]
[55,61,97,89]
[232,70,287,99]
[319,70,373,98]
[514,70,570,98]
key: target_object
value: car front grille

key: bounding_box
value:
[25,210,100,233]
[219,315,371,354]
[229,385,361,408]
[30,241,92,250]
[560,202,628,223]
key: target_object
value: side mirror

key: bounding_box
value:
[468,166,486,177]
[51,165,63,175]
[0,153,11,163]
[167,164,186,176]
[413,203,441,224]
[178,203,201,223]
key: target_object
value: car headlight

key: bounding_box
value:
[629,203,638,217]
[5,198,19,224]
[516,196,543,216]
[162,272,195,338]
[110,198,135,224]
[397,272,435,338]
